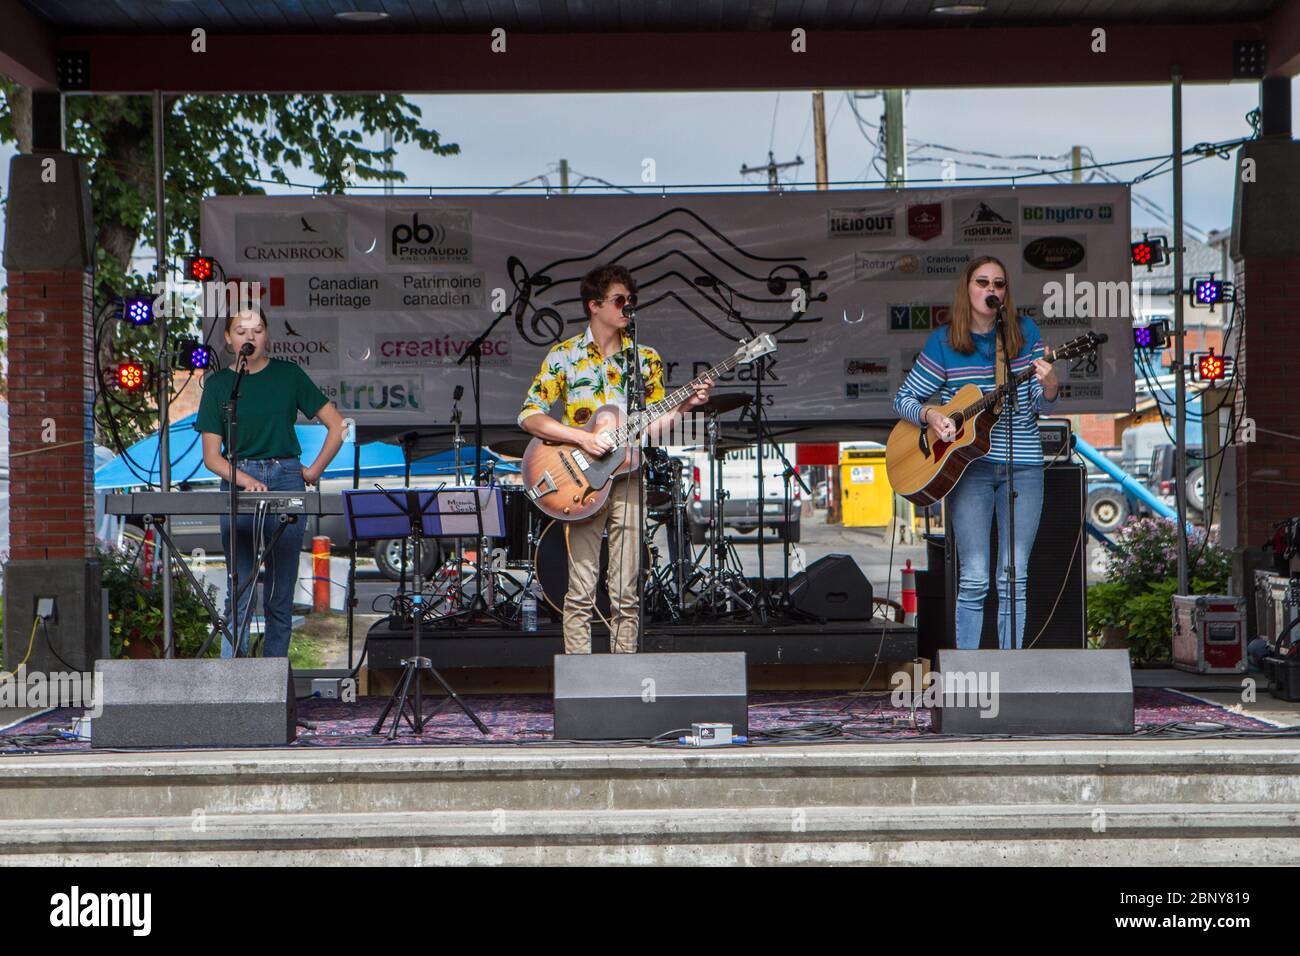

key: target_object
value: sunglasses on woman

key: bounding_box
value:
[599,293,638,310]
[972,277,1007,290]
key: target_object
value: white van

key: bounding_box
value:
[679,442,801,545]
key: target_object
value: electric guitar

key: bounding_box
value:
[884,331,1107,506]
[520,335,777,522]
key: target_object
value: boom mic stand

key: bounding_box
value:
[224,345,252,657]
[624,307,647,653]
[993,296,1020,650]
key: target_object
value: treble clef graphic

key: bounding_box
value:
[507,256,565,348]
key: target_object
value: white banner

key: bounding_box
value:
[200,186,1134,434]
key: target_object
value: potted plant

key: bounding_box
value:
[1086,517,1231,664]
[100,544,222,659]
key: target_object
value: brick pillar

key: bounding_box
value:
[7,271,96,561]
[1230,255,1300,550]
[2,147,104,675]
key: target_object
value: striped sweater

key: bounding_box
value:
[892,319,1059,464]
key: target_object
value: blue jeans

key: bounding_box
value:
[219,457,306,658]
[946,458,1045,650]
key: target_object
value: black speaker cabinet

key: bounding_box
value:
[3,154,95,271]
[788,553,873,621]
[933,649,1133,734]
[943,463,1087,649]
[93,658,296,749]
[553,652,748,741]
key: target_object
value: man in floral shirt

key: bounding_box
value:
[519,264,712,655]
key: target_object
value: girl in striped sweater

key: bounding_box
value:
[892,255,1060,650]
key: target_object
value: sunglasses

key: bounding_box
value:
[598,293,638,310]
[973,277,1007,290]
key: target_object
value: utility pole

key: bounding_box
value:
[558,158,570,193]
[1071,144,1083,183]
[740,150,804,191]
[1172,68,1190,596]
[882,90,906,187]
[383,129,394,195]
[812,91,828,189]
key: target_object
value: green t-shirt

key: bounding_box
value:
[194,359,329,460]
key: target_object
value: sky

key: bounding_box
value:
[0,79,1295,287]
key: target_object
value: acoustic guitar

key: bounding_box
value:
[520,335,777,522]
[884,331,1107,506]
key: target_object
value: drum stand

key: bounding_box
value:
[692,411,757,621]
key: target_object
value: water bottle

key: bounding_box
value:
[521,586,538,633]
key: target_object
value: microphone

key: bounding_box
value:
[453,385,464,401]
[622,302,637,320]
[239,342,255,357]
[984,294,1003,312]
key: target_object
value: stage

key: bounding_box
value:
[2,683,1297,865]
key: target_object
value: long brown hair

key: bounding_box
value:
[946,255,1022,357]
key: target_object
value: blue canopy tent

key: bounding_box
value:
[95,413,518,490]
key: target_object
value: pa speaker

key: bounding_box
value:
[933,649,1133,734]
[3,154,95,271]
[948,463,1087,649]
[92,658,296,749]
[788,553,873,621]
[553,652,747,741]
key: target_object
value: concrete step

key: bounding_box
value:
[3,741,1299,821]
[4,804,1298,866]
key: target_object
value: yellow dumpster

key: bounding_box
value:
[840,448,894,527]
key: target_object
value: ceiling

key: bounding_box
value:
[3,0,1297,93]
[15,0,1293,35]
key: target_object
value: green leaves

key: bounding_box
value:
[0,81,459,443]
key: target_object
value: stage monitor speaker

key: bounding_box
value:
[933,649,1133,735]
[948,463,1087,649]
[92,658,296,749]
[553,652,747,741]
[788,553,873,621]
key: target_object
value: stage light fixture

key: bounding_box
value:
[115,361,148,392]
[1191,276,1231,308]
[184,255,216,282]
[122,295,154,326]
[1133,318,1170,351]
[178,339,213,371]
[1129,234,1169,270]
[1191,349,1231,384]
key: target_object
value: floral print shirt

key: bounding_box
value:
[518,326,665,428]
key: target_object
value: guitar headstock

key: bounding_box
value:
[735,334,777,365]
[1050,331,1108,362]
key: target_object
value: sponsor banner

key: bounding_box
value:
[1023,235,1088,273]
[1021,203,1114,226]
[202,186,1134,426]
[828,206,897,239]
[268,316,339,370]
[235,212,348,264]
[907,203,942,241]
[375,333,512,368]
[246,272,488,311]
[327,375,426,413]
[888,303,949,331]
[844,356,890,377]
[952,198,1018,244]
[855,249,972,281]
[385,209,473,264]
[1018,304,1086,330]
[1056,382,1104,400]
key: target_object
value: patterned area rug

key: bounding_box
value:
[0,687,1275,752]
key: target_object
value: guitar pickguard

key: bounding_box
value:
[930,427,965,460]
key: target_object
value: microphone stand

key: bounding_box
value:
[225,348,252,657]
[994,300,1019,650]
[624,310,647,653]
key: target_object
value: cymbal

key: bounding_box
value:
[491,438,532,458]
[691,393,752,416]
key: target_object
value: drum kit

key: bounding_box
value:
[407,391,793,629]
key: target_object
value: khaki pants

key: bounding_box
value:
[562,475,643,654]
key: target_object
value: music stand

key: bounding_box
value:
[343,487,489,739]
